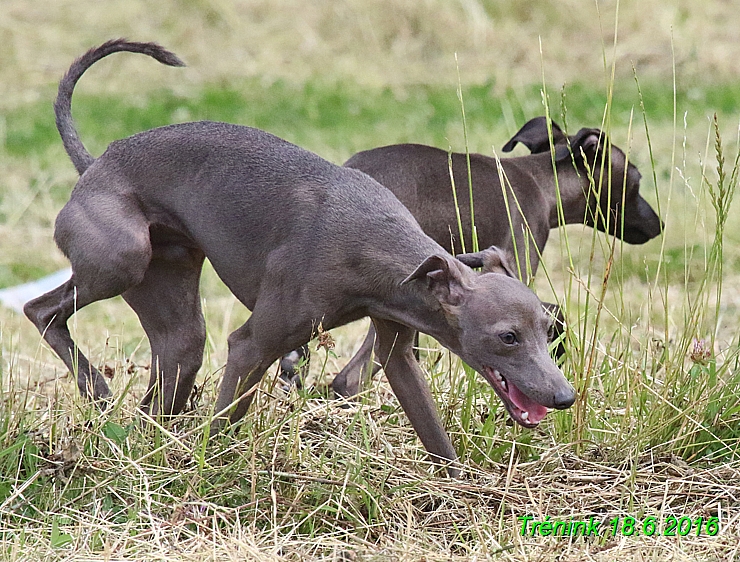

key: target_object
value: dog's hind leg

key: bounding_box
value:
[278,344,309,390]
[542,302,567,360]
[122,244,206,417]
[24,190,152,402]
[331,324,380,397]
[24,279,115,401]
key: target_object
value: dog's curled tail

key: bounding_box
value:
[55,39,186,175]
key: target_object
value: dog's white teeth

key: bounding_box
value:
[495,371,507,391]
[491,369,508,390]
[521,411,529,421]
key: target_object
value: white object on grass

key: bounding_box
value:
[0,268,72,313]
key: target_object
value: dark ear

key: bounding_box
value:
[401,254,467,306]
[456,246,516,278]
[502,117,567,154]
[566,128,603,163]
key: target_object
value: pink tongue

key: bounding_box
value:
[508,381,549,424]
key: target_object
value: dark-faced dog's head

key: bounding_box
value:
[503,116,663,244]
[402,246,575,428]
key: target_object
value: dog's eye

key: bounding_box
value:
[499,332,517,345]
[547,324,555,340]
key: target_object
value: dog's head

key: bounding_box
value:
[504,116,663,244]
[402,246,575,428]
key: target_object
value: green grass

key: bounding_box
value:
[3,76,731,290]
[9,79,740,162]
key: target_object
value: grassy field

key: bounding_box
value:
[2,1,740,560]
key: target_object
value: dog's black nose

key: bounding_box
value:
[553,387,576,410]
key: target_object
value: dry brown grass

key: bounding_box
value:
[2,0,740,108]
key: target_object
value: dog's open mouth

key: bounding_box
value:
[483,366,549,428]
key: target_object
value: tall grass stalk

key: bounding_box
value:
[455,53,478,253]
[446,151,467,255]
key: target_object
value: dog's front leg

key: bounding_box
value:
[210,295,312,432]
[210,320,276,432]
[372,318,460,478]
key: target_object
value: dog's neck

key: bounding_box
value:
[500,152,591,230]
[373,291,462,352]
[546,159,597,228]
[365,248,464,354]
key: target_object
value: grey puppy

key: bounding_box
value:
[329,116,662,397]
[24,40,575,477]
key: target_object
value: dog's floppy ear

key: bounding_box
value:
[402,254,467,306]
[502,117,568,155]
[456,246,516,278]
[568,128,603,163]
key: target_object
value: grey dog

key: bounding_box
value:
[325,117,662,397]
[24,40,575,476]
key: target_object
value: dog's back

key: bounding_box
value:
[346,144,552,269]
[64,120,440,315]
